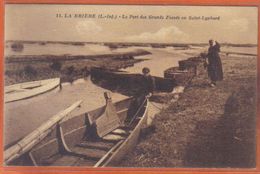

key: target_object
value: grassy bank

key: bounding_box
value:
[120,54,257,168]
[5,50,150,85]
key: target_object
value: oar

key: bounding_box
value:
[128,98,147,126]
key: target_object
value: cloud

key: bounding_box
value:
[75,21,102,35]
[227,18,249,32]
[124,26,189,43]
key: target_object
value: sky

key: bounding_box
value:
[5,4,258,44]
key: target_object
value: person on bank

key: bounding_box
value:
[205,39,223,87]
[125,67,155,124]
[140,67,156,97]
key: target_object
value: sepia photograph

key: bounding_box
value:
[3,4,258,169]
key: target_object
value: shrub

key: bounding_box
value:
[50,61,62,71]
[5,70,12,76]
[67,66,75,75]
[24,65,37,76]
[81,66,90,76]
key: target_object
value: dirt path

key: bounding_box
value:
[120,55,257,168]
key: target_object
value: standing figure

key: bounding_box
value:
[206,39,223,87]
[125,67,155,124]
[140,67,156,97]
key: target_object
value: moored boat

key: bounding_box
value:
[5,78,60,103]
[164,67,194,86]
[4,94,149,167]
[90,68,176,96]
[164,56,205,85]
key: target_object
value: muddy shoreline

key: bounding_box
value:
[119,54,257,168]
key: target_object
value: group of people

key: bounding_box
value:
[139,39,223,97]
[125,39,223,127]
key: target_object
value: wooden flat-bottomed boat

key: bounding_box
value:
[4,94,149,167]
[5,78,60,103]
[164,67,194,86]
[164,56,205,85]
[90,68,176,95]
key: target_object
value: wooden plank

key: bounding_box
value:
[75,158,97,166]
[62,126,87,149]
[59,114,89,150]
[77,141,114,151]
[4,100,83,165]
[29,139,60,166]
[117,108,129,122]
[94,140,124,167]
[112,129,128,135]
[60,114,86,133]
[87,98,132,125]
[95,99,121,137]
[71,146,107,159]
[87,107,105,125]
[102,134,125,142]
[50,155,80,166]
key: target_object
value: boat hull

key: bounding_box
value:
[5,97,149,167]
[102,101,149,167]
[91,68,176,95]
[5,78,60,103]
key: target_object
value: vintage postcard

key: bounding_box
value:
[1,1,259,174]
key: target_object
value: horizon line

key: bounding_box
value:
[5,40,258,45]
